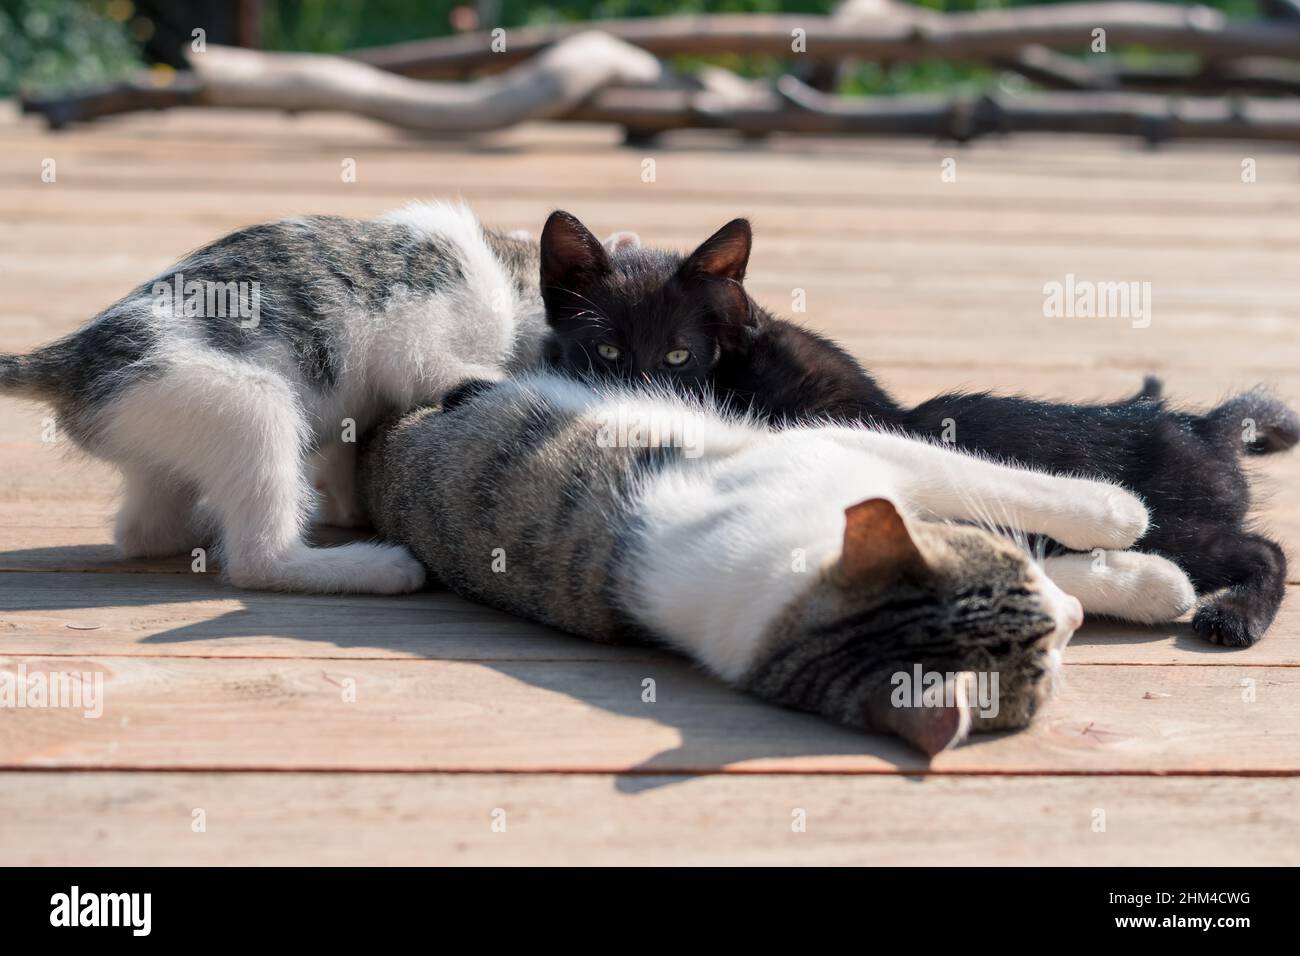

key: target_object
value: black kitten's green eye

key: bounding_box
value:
[664,349,691,367]
[597,344,621,361]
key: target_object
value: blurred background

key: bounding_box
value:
[0,0,1265,100]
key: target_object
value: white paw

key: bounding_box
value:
[347,543,427,595]
[1108,552,1196,623]
[228,543,426,594]
[1054,483,1149,551]
[1101,487,1150,550]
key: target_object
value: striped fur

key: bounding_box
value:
[356,371,1163,754]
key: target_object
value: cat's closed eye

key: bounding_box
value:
[597,343,621,361]
[665,349,691,367]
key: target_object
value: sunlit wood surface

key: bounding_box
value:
[1,104,1297,864]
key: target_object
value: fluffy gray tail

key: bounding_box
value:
[1200,388,1300,456]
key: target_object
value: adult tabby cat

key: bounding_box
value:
[538,211,1298,646]
[0,202,556,593]
[357,370,1194,753]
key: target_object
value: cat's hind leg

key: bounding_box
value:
[1042,551,1195,625]
[114,464,202,557]
[102,359,425,594]
[1191,532,1286,647]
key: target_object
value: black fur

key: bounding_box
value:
[539,211,1297,647]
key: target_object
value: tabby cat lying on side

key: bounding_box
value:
[357,371,1195,754]
[538,212,1298,646]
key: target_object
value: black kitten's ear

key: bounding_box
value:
[834,498,929,586]
[540,211,612,312]
[678,218,752,284]
[678,219,755,349]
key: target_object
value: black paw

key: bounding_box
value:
[1191,602,1260,648]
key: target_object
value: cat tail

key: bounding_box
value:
[1127,374,1164,402]
[1198,388,1300,456]
[0,352,56,400]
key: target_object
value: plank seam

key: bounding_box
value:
[2,766,1298,777]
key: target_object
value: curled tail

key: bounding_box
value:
[1199,388,1300,456]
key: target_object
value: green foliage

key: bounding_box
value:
[0,0,143,96]
[260,0,1263,96]
[263,0,1260,51]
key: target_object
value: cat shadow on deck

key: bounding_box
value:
[0,543,925,785]
[1,540,1212,793]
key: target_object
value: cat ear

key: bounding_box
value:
[866,672,975,756]
[678,218,752,284]
[835,498,929,585]
[603,230,641,254]
[678,220,754,348]
[540,211,612,309]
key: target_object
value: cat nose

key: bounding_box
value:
[1064,594,1083,631]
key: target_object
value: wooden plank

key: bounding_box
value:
[2,770,1296,865]
[3,114,1295,207]
[9,101,1294,172]
[8,201,1300,250]
[6,228,1300,287]
[5,181,1297,241]
[2,657,1297,773]
[1,572,1297,664]
[0,573,669,662]
[6,162,1296,221]
[10,107,1289,178]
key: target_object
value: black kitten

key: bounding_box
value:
[539,210,1298,648]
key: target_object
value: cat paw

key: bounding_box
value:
[1192,599,1262,648]
[342,543,427,594]
[1135,561,1196,623]
[228,542,427,594]
[1107,552,1196,624]
[1054,484,1149,552]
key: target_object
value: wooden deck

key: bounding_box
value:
[2,104,1298,865]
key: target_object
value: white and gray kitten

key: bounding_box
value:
[0,202,561,593]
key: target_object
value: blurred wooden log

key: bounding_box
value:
[1261,0,1300,21]
[22,32,663,133]
[349,6,1300,79]
[993,50,1300,96]
[20,73,204,129]
[565,78,1300,143]
[189,32,662,132]
[994,46,1115,91]
[24,63,1300,144]
[1099,58,1300,95]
